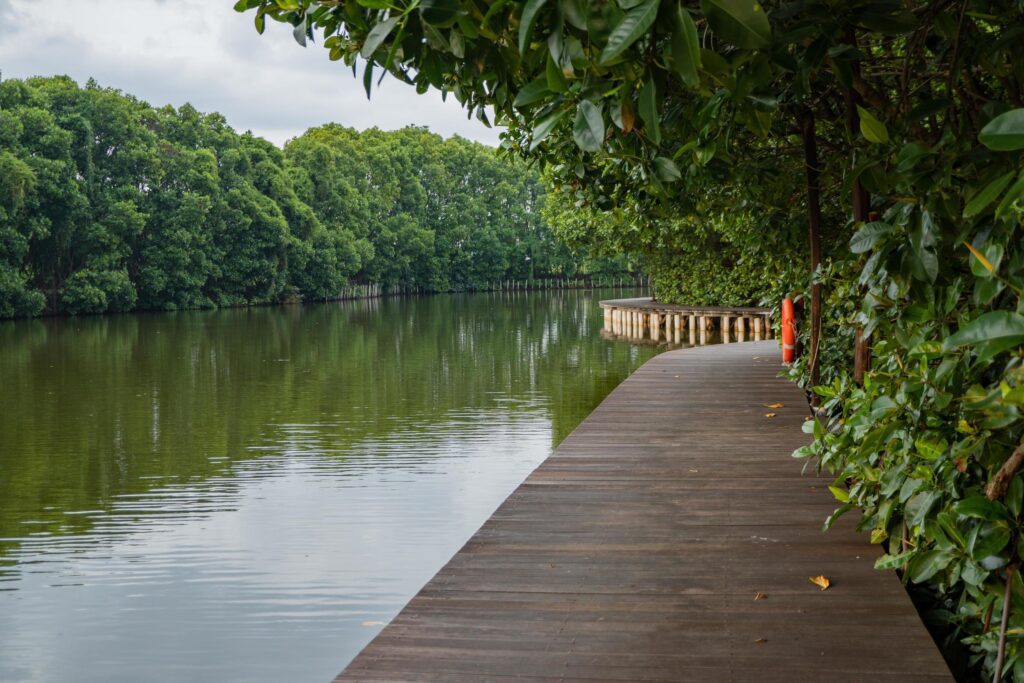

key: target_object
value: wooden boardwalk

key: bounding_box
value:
[599,298,772,345]
[337,342,951,682]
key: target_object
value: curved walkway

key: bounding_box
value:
[337,342,951,682]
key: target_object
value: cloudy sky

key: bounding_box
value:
[0,0,500,146]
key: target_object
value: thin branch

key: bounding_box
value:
[986,443,1024,502]
[994,564,1017,683]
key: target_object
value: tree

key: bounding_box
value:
[0,75,592,317]
[234,0,1024,676]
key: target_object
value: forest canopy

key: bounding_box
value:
[0,75,632,318]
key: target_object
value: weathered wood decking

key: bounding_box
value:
[337,341,951,682]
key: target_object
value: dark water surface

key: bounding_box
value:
[0,289,658,683]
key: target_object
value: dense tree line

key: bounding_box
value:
[0,76,631,318]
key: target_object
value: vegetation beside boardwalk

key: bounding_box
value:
[0,76,635,318]
[236,0,1024,677]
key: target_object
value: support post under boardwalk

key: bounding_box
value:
[336,342,951,682]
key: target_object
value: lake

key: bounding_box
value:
[0,289,659,682]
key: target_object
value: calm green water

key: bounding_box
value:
[0,289,657,683]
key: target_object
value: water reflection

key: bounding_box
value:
[0,290,656,682]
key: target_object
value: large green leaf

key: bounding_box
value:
[513,78,551,108]
[572,100,605,153]
[599,0,660,65]
[699,0,771,49]
[849,221,893,253]
[670,4,701,88]
[970,521,1012,562]
[857,105,889,144]
[996,173,1024,219]
[653,156,681,182]
[909,212,937,283]
[529,108,569,151]
[545,54,568,92]
[361,16,400,59]
[638,78,660,144]
[907,549,954,583]
[967,242,1004,279]
[874,551,913,570]
[559,0,590,30]
[914,434,948,461]
[293,17,308,47]
[963,171,1015,217]
[979,109,1024,151]
[942,311,1024,352]
[518,0,549,54]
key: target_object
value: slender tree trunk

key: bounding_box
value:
[798,108,823,397]
[845,32,872,384]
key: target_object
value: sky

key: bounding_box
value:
[0,0,501,147]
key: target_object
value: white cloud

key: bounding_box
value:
[0,0,502,147]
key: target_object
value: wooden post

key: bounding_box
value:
[688,315,696,336]
[721,315,731,342]
[650,312,660,342]
[737,315,747,342]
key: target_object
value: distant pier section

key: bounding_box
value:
[599,297,773,345]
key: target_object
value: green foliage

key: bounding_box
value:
[61,268,137,315]
[234,0,1024,676]
[0,76,600,318]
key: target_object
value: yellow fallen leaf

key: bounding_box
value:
[765,412,777,418]
[754,592,767,601]
[809,575,831,590]
[362,620,385,627]
[763,403,784,409]
[689,468,699,473]
[754,637,767,644]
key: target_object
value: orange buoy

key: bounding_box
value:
[781,297,796,363]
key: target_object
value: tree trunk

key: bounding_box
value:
[798,108,823,396]
[845,32,872,384]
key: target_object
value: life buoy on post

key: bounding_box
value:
[781,297,796,363]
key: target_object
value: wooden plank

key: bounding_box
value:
[335,341,951,682]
